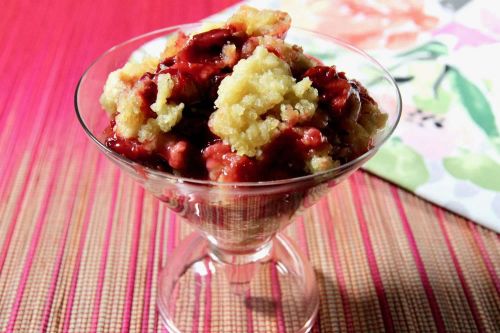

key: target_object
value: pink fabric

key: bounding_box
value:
[141,200,160,333]
[270,264,286,333]
[319,199,355,333]
[121,188,145,332]
[62,158,103,332]
[0,0,240,330]
[391,188,446,333]
[470,225,500,297]
[1,1,499,332]
[91,170,120,331]
[350,174,395,333]
[435,208,485,332]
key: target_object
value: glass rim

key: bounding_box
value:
[75,23,402,188]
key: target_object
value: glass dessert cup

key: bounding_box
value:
[75,24,401,333]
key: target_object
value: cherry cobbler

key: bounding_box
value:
[100,6,387,182]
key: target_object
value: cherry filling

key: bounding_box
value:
[177,28,247,65]
[201,127,330,182]
[106,134,151,161]
[203,142,259,182]
[303,66,351,116]
[105,26,381,182]
[149,28,250,106]
[259,127,329,180]
[137,73,157,118]
[156,67,203,104]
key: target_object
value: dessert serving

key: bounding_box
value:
[100,5,387,182]
[76,5,401,333]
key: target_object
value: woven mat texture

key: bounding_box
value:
[0,0,499,332]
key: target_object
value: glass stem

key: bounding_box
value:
[207,235,275,295]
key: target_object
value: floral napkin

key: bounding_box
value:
[209,0,500,232]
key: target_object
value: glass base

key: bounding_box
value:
[158,232,319,333]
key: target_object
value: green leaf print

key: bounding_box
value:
[306,50,335,60]
[448,66,499,139]
[413,89,452,115]
[397,41,448,60]
[365,138,430,191]
[444,151,500,191]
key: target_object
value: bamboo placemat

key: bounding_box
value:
[1,0,499,332]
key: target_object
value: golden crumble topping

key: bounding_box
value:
[100,5,387,181]
[210,46,318,157]
[227,5,291,37]
[100,57,159,138]
[114,88,145,139]
[137,74,185,144]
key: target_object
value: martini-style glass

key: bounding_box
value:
[75,24,401,333]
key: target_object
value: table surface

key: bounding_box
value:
[1,0,499,332]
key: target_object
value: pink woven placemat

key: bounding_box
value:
[0,0,499,332]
